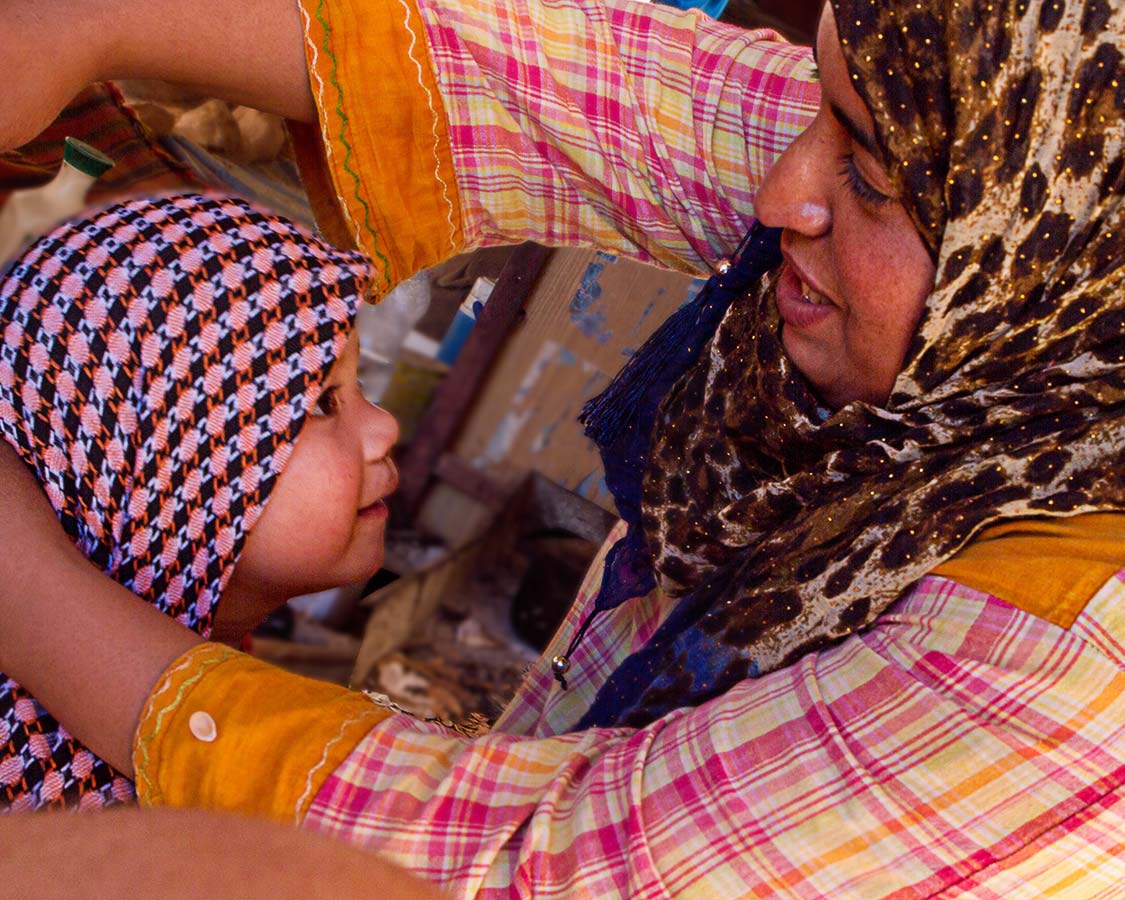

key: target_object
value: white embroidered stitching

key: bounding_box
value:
[397,0,459,251]
[294,709,372,824]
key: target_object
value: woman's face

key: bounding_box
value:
[754,8,936,409]
[213,330,398,642]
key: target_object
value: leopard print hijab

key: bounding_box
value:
[580,0,1125,727]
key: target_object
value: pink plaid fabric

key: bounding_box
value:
[416,0,819,274]
[299,2,1125,893]
[308,518,1125,897]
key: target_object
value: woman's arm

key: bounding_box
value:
[3,0,818,286]
[0,0,314,151]
[131,574,1125,897]
[0,807,446,900]
[0,441,199,773]
[296,0,819,288]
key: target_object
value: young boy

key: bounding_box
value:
[0,192,397,809]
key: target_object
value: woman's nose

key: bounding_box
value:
[361,401,399,462]
[754,123,831,237]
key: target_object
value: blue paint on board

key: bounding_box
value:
[534,421,559,451]
[627,301,657,340]
[570,252,616,344]
[575,471,601,498]
[682,277,709,306]
[581,371,609,397]
[557,347,577,366]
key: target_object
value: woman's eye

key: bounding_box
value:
[838,153,894,207]
[312,386,342,417]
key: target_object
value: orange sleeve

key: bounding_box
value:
[932,512,1125,629]
[133,642,393,824]
[292,0,464,298]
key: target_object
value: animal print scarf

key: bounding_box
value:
[579,0,1125,727]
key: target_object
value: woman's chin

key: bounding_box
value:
[781,331,838,405]
[781,333,895,410]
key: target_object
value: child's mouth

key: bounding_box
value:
[358,498,389,519]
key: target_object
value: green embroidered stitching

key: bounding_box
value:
[315,0,393,286]
[134,646,237,804]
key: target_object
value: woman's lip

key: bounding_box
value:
[775,262,837,330]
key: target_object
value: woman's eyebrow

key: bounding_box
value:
[812,35,883,160]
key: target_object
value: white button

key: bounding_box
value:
[189,711,218,743]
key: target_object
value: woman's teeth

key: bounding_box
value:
[800,280,829,306]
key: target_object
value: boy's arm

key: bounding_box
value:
[0,0,314,151]
[0,441,200,774]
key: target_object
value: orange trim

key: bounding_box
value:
[134,643,391,823]
[295,0,464,297]
[287,120,358,253]
[932,512,1125,629]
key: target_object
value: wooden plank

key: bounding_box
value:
[351,540,485,687]
[433,452,508,510]
[450,248,702,512]
[395,242,553,519]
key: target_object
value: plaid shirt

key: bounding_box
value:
[305,524,1125,897]
[294,0,819,291]
[135,0,1125,895]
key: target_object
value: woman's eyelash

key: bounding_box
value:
[838,153,893,207]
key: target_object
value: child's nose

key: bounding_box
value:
[362,401,399,462]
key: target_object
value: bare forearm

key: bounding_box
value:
[0,807,446,900]
[1,0,314,150]
[0,443,199,774]
[95,0,315,119]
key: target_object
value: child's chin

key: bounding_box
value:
[339,551,386,589]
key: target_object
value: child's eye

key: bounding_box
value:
[838,153,894,207]
[311,385,342,418]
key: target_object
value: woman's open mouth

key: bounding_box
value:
[775,261,836,330]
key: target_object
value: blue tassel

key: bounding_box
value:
[580,224,781,453]
[557,224,781,703]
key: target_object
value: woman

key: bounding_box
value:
[3,0,1125,895]
[0,193,398,810]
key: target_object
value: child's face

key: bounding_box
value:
[213,330,399,641]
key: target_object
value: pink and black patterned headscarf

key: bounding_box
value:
[0,193,371,810]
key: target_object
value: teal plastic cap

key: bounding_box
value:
[63,137,114,178]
